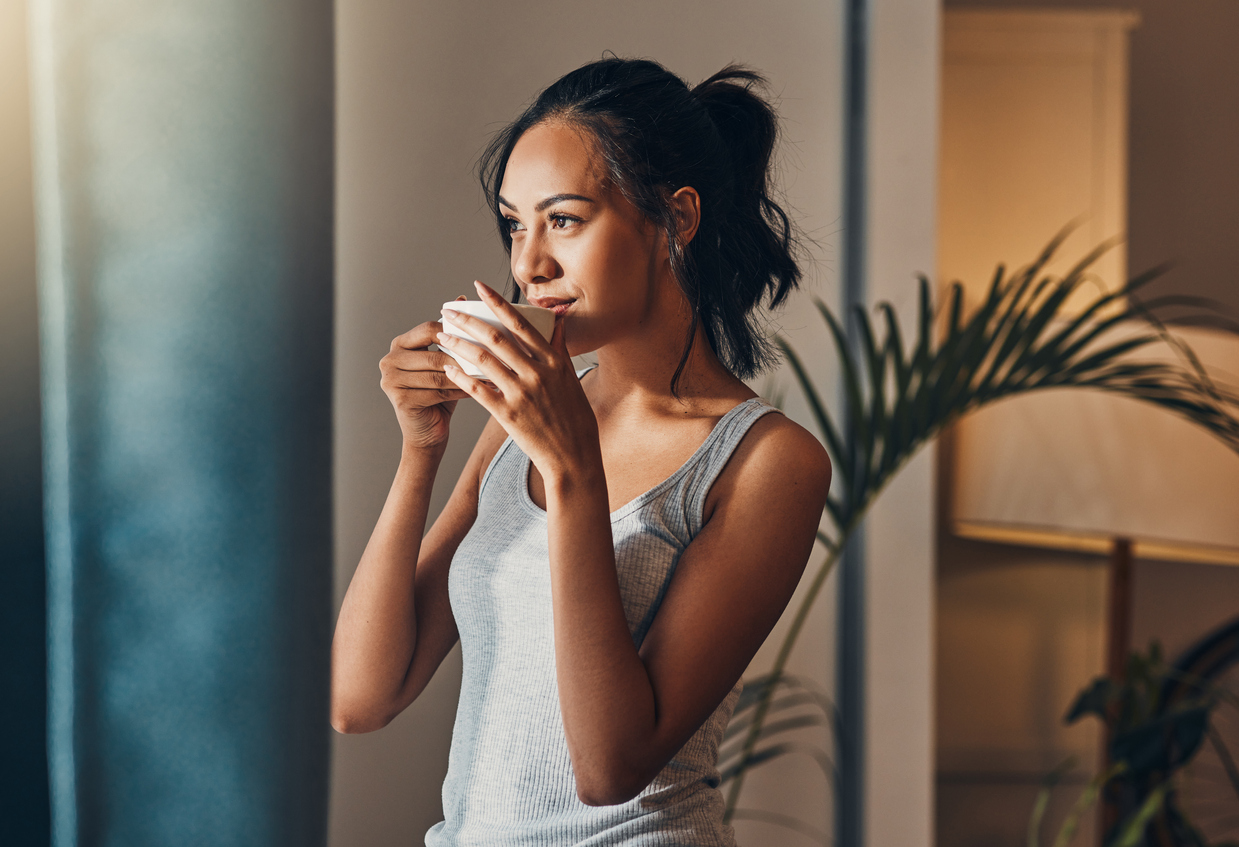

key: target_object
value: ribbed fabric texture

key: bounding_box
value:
[426,390,779,847]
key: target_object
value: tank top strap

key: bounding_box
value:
[678,397,782,538]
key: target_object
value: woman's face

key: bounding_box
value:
[498,121,671,357]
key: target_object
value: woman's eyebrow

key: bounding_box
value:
[535,193,596,212]
[498,194,596,213]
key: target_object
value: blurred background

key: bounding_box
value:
[2,1,1236,846]
[934,3,1239,846]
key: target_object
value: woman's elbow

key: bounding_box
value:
[573,763,651,807]
[576,782,640,808]
[330,700,393,735]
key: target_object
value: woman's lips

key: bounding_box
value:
[530,297,575,315]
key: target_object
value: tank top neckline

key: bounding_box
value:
[516,394,774,523]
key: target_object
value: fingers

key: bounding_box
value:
[474,280,555,358]
[381,323,471,404]
[391,320,449,352]
[382,343,463,387]
[384,344,457,371]
[381,366,469,395]
[384,320,467,378]
[434,328,519,391]
[437,307,527,378]
[379,353,470,402]
[442,362,502,417]
[549,314,568,356]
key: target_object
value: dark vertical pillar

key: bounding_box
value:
[1,0,51,844]
[1104,538,1135,683]
[1099,536,1135,844]
[29,1,334,845]
[838,0,869,845]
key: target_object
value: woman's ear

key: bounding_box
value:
[669,186,701,246]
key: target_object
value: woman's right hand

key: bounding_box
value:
[380,321,472,452]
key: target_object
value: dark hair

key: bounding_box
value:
[478,57,801,387]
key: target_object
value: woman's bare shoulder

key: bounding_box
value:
[705,409,832,520]
[744,411,830,481]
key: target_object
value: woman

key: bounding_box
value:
[331,58,831,845]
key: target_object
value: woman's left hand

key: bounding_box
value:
[438,281,601,480]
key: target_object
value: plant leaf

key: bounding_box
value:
[1066,678,1117,724]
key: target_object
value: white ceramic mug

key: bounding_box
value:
[439,300,555,377]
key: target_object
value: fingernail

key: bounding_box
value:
[436,332,451,344]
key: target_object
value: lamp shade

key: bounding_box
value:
[953,327,1239,563]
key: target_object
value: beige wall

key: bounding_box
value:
[332,3,847,844]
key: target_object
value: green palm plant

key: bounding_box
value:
[720,233,1239,830]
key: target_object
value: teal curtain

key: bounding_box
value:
[30,2,334,844]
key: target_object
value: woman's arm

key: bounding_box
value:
[330,320,506,733]
[543,416,829,804]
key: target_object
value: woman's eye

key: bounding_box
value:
[550,215,575,229]
[505,217,525,233]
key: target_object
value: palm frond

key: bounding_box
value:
[718,740,834,786]
[798,240,1239,545]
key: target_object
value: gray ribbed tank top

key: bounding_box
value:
[426,389,779,847]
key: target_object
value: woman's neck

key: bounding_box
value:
[585,302,753,421]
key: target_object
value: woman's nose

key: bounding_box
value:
[512,230,560,284]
